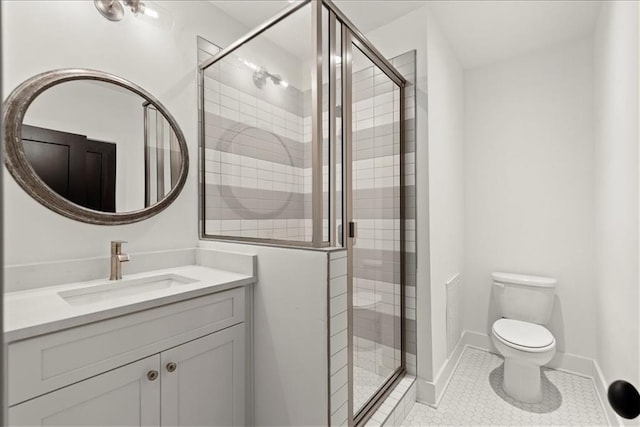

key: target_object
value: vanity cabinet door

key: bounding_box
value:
[160,323,245,427]
[9,355,161,426]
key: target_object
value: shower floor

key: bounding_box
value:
[400,347,608,426]
[354,365,389,413]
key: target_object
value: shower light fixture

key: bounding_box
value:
[94,0,171,27]
[239,58,259,72]
[238,57,289,89]
[252,67,289,89]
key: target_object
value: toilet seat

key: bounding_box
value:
[492,318,555,353]
[353,291,382,309]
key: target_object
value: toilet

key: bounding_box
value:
[353,291,383,354]
[491,272,557,403]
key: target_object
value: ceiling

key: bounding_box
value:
[208,1,290,30]
[428,0,602,69]
[208,0,428,61]
[208,1,603,69]
[209,1,428,34]
[331,1,428,33]
[208,1,307,60]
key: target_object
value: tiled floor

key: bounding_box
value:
[401,347,608,426]
[354,364,388,412]
[366,375,417,427]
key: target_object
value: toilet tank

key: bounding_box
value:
[492,272,557,324]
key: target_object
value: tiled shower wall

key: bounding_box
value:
[352,50,417,379]
[352,56,402,382]
[329,249,349,427]
[200,38,416,365]
[200,36,417,422]
[199,38,313,241]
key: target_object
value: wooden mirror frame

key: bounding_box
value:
[3,69,189,225]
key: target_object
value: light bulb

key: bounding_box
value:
[239,57,259,71]
[135,1,174,30]
[143,6,159,19]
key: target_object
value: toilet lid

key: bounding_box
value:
[492,318,554,349]
[353,291,382,308]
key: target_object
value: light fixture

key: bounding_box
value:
[94,0,125,21]
[252,67,289,89]
[238,57,259,72]
[238,57,289,89]
[94,0,173,28]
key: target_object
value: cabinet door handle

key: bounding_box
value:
[147,370,159,381]
[166,362,177,373]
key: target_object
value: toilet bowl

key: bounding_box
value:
[491,272,557,403]
[353,291,383,354]
[491,318,556,403]
[353,291,382,310]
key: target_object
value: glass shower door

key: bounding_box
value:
[348,42,403,418]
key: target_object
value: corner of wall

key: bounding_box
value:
[423,5,466,383]
[592,0,640,394]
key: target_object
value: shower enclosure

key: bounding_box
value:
[198,1,408,424]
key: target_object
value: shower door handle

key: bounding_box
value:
[348,221,357,245]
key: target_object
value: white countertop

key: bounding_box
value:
[4,265,255,343]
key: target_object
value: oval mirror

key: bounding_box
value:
[3,69,189,225]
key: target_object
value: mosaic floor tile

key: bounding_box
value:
[355,364,388,413]
[399,347,608,426]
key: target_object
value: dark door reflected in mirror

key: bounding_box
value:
[22,125,116,212]
[21,79,183,213]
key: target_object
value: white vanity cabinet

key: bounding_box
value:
[9,354,162,426]
[7,286,247,427]
[161,324,245,426]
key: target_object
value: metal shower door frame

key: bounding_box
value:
[198,2,408,424]
[198,0,405,250]
[335,18,407,427]
[198,0,323,248]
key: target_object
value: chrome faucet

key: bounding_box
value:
[110,240,130,281]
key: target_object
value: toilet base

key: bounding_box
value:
[503,357,542,403]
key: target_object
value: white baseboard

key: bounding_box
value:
[592,359,624,427]
[461,329,493,350]
[461,330,596,378]
[416,334,466,407]
[416,330,620,426]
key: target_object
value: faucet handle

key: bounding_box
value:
[117,253,131,262]
[111,240,127,250]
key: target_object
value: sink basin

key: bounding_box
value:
[58,274,198,306]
